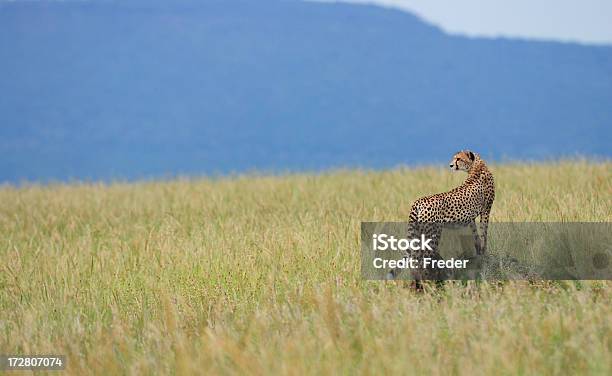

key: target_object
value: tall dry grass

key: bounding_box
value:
[0,161,610,375]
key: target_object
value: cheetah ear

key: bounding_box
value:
[467,151,475,161]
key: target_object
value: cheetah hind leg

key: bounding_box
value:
[385,269,423,292]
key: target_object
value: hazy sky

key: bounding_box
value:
[314,0,612,45]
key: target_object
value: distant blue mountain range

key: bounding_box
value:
[1,0,611,183]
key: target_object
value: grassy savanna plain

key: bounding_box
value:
[0,161,611,375]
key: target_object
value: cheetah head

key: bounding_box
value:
[449,150,476,171]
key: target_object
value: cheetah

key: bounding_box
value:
[387,150,495,282]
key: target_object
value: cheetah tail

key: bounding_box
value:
[409,203,419,222]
